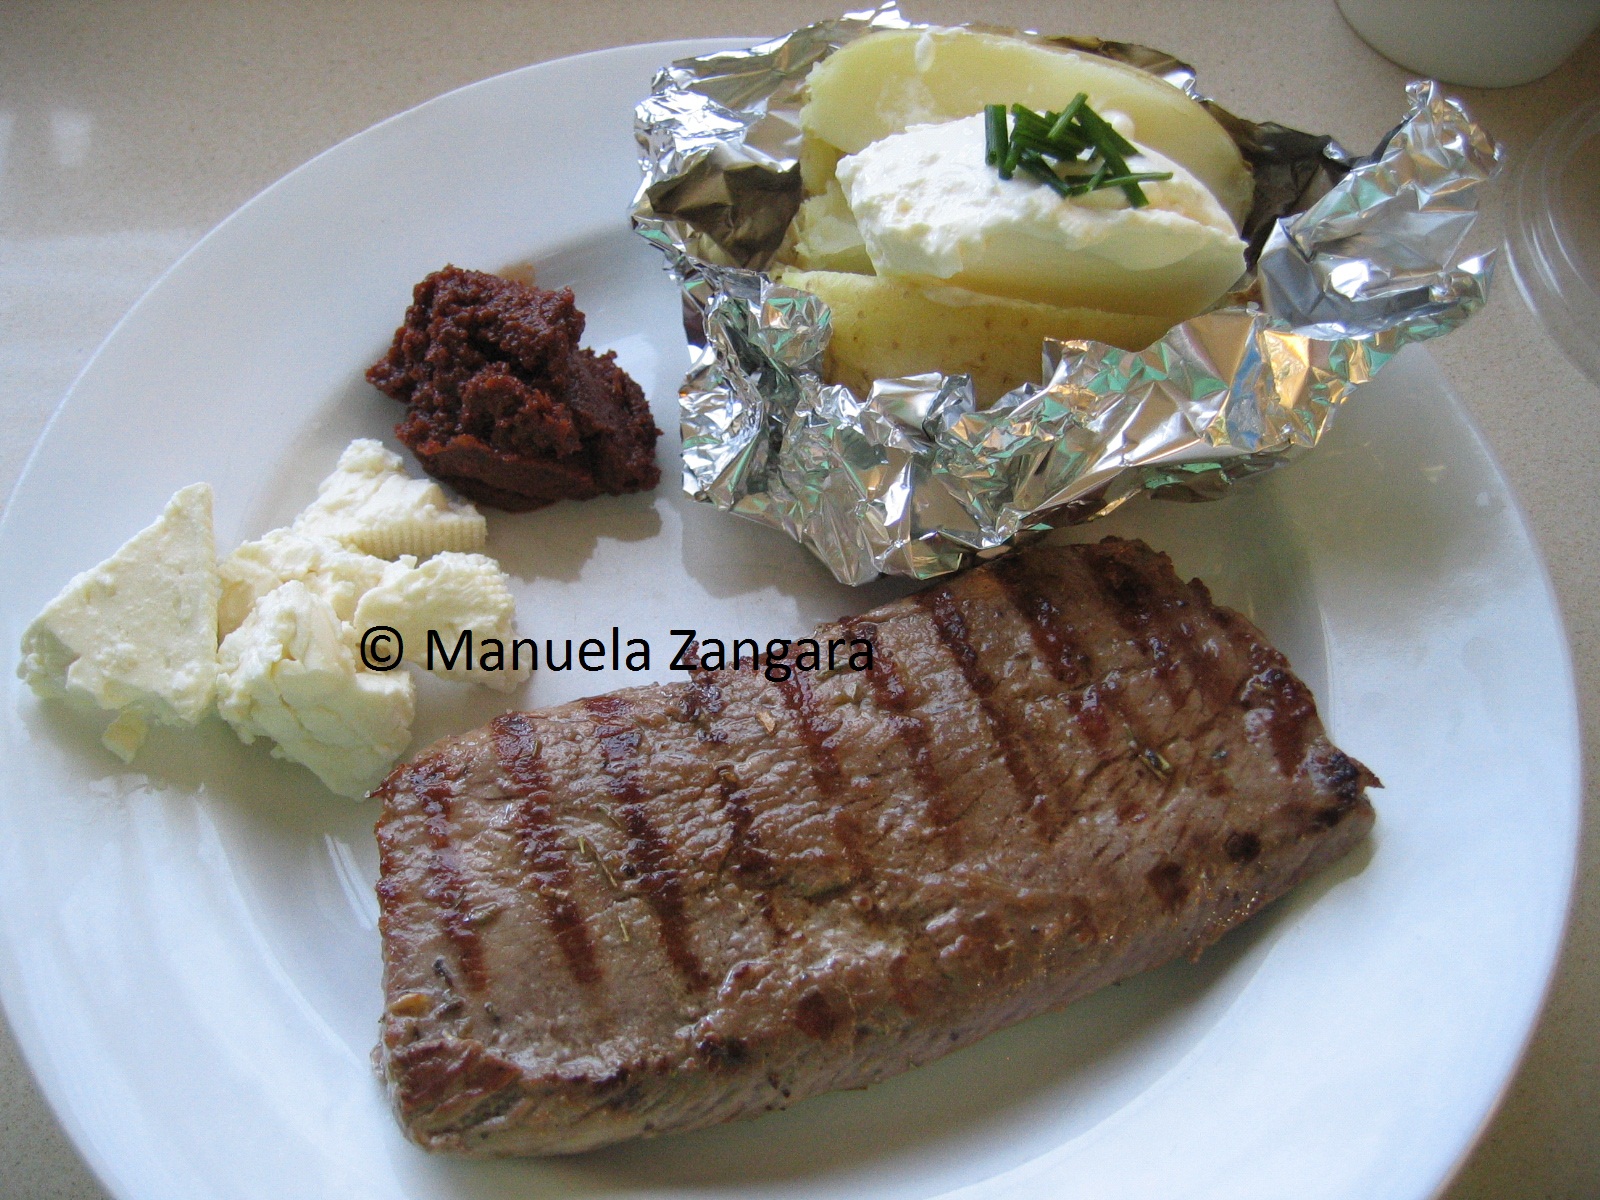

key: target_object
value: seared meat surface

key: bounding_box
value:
[374,537,1376,1154]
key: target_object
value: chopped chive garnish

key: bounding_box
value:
[1010,103,1049,129]
[984,104,1008,167]
[1047,93,1088,142]
[1059,159,1109,197]
[1000,134,1024,180]
[1075,102,1138,159]
[1018,152,1072,196]
[1094,172,1173,187]
[983,97,1166,206]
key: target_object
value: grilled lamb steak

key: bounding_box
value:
[374,537,1377,1155]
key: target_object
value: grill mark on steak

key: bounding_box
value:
[793,989,842,1040]
[992,555,1125,754]
[916,585,1049,833]
[771,673,874,883]
[583,695,710,992]
[712,763,785,934]
[689,671,786,933]
[993,555,1155,829]
[682,668,726,745]
[688,665,785,930]
[489,713,601,988]
[1145,858,1191,910]
[1081,544,1187,695]
[770,672,845,796]
[408,757,489,994]
[1079,541,1234,717]
[711,764,774,879]
[843,617,965,848]
[1073,546,1263,829]
[1240,645,1318,779]
[991,556,1092,690]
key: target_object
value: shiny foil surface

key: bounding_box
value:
[632,8,1502,584]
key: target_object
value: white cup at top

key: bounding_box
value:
[1337,0,1600,87]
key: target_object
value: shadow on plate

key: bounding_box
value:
[674,487,918,618]
[488,495,663,585]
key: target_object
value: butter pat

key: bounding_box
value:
[216,581,414,798]
[293,439,486,560]
[836,113,1247,324]
[18,483,220,759]
[352,552,527,691]
[218,528,414,637]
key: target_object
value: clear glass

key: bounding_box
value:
[1508,97,1600,388]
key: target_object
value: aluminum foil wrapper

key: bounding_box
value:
[633,8,1503,584]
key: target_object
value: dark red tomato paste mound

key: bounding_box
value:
[366,266,660,511]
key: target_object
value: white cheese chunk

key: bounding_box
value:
[216,580,414,798]
[218,528,414,637]
[352,552,527,691]
[835,112,1247,324]
[18,483,220,749]
[100,710,151,764]
[292,438,486,560]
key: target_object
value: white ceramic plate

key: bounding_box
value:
[0,39,1580,1200]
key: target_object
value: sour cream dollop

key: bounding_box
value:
[835,111,1247,322]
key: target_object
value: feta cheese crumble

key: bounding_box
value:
[218,527,414,637]
[213,441,524,790]
[215,581,415,798]
[352,552,528,691]
[293,438,487,559]
[17,483,220,762]
[21,437,522,793]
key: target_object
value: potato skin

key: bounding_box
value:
[774,267,1170,406]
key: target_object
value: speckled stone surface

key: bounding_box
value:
[1,3,1595,1197]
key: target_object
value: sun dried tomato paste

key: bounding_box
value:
[367,266,660,511]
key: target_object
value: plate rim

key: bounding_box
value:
[1375,360,1582,1200]
[0,35,1583,1200]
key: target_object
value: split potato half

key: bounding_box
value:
[775,266,1171,406]
[801,27,1252,224]
[775,27,1251,402]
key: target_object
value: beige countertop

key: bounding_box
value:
[2,2,1595,1196]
